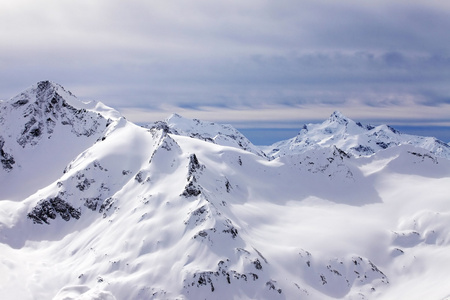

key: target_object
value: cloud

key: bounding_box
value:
[1,0,450,137]
[119,101,450,128]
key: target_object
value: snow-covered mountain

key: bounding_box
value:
[146,113,267,158]
[1,82,450,300]
[264,111,450,160]
[0,81,122,200]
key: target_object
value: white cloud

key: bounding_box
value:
[119,102,450,128]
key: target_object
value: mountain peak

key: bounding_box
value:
[265,111,450,160]
[33,80,74,97]
[328,111,350,125]
[36,80,59,91]
[6,80,77,110]
[168,113,183,120]
[1,80,121,150]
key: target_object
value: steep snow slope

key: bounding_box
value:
[0,81,121,200]
[265,111,450,160]
[146,113,267,158]
[1,83,450,300]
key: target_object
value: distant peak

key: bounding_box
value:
[36,80,61,92]
[328,111,350,125]
[33,80,75,98]
[6,80,91,117]
[330,111,346,119]
[37,80,53,88]
[168,113,184,120]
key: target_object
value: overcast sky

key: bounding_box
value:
[1,0,449,144]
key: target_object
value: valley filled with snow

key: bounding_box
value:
[1,81,450,300]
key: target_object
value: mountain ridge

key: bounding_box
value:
[1,82,450,300]
[146,113,267,158]
[263,110,450,160]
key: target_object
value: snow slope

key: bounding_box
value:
[264,111,450,160]
[1,82,450,300]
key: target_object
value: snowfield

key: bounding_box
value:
[1,81,450,300]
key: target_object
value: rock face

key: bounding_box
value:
[265,111,450,160]
[27,196,81,224]
[0,81,120,200]
[1,82,450,300]
[0,136,15,171]
[3,81,110,149]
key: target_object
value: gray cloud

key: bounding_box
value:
[1,0,449,141]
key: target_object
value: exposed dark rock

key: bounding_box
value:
[160,139,173,151]
[11,98,29,107]
[320,274,327,285]
[17,117,41,147]
[298,251,389,294]
[84,197,103,211]
[186,260,260,293]
[351,145,374,154]
[134,171,144,183]
[181,181,202,197]
[181,154,205,197]
[28,196,81,224]
[253,259,262,270]
[225,179,231,192]
[187,154,203,179]
[333,146,350,159]
[266,280,282,294]
[222,225,238,239]
[0,137,15,171]
[12,81,108,148]
[190,133,214,143]
[193,205,207,216]
[76,177,95,191]
[198,231,208,237]
[184,205,209,226]
[253,248,269,264]
[408,151,438,164]
[387,125,400,134]
[147,121,177,135]
[99,197,114,215]
[93,161,107,171]
[376,141,389,149]
[436,139,450,148]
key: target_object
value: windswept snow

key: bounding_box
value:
[1,82,450,300]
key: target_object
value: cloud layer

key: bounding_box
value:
[1,0,449,141]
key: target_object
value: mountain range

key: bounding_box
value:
[1,81,450,300]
